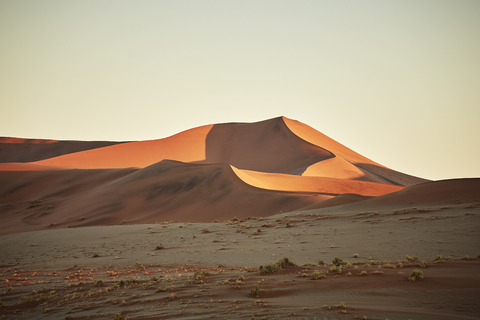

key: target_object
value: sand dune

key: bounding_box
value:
[231,166,404,197]
[0,160,330,235]
[0,137,123,163]
[307,178,480,215]
[33,125,214,169]
[1,118,479,320]
[0,116,442,236]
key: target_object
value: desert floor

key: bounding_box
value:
[1,200,479,320]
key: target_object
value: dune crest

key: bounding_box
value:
[34,125,214,169]
[0,116,441,235]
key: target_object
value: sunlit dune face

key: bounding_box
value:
[231,165,404,197]
[302,157,365,179]
[33,125,214,169]
[282,116,384,167]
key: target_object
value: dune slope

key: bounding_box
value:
[0,160,329,235]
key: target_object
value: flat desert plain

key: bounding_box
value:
[1,117,479,320]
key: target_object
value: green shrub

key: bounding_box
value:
[311,271,326,280]
[250,284,262,297]
[408,270,424,281]
[259,263,278,275]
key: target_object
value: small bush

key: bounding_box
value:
[94,280,103,287]
[193,270,209,279]
[259,263,278,275]
[406,255,418,262]
[419,261,427,268]
[359,270,367,276]
[383,263,395,269]
[92,252,100,258]
[311,271,326,280]
[28,199,41,208]
[276,257,296,269]
[250,284,262,297]
[155,245,164,250]
[435,255,445,263]
[353,253,359,258]
[465,255,471,261]
[201,227,210,233]
[408,270,424,281]
[332,257,346,266]
[363,263,371,268]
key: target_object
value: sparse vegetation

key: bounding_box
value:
[94,279,104,287]
[250,284,262,297]
[154,245,164,250]
[435,255,445,263]
[201,227,210,233]
[409,270,424,281]
[92,252,100,258]
[419,261,427,268]
[311,271,326,280]
[28,199,41,208]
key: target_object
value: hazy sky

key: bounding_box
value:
[1,0,479,180]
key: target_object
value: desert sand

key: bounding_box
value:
[0,117,479,319]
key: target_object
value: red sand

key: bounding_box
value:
[0,116,472,236]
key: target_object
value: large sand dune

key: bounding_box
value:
[1,117,479,320]
[0,116,470,237]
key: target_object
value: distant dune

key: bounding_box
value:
[2,116,472,236]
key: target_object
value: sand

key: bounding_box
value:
[0,117,479,319]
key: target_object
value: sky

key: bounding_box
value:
[1,0,479,181]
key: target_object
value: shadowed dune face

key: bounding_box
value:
[0,116,438,235]
[200,117,333,174]
[0,161,329,235]
[0,137,124,163]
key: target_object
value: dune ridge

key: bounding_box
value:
[0,116,446,235]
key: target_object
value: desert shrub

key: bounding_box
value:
[346,272,352,276]
[332,257,346,266]
[397,262,404,268]
[92,252,100,258]
[359,270,367,276]
[201,227,210,233]
[0,203,12,210]
[353,253,359,258]
[383,263,395,269]
[194,270,209,279]
[250,284,262,297]
[259,263,278,275]
[419,261,427,268]
[435,255,445,263]
[94,280,103,287]
[155,245,164,250]
[311,271,326,280]
[406,255,418,262]
[113,313,121,320]
[28,199,41,208]
[329,265,337,273]
[409,270,424,281]
[276,257,296,269]
[318,260,325,265]
[465,255,471,261]
[363,263,371,268]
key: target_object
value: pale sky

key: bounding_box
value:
[1,0,479,181]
